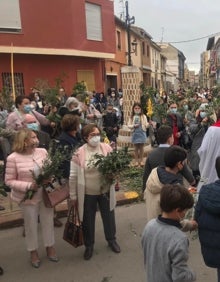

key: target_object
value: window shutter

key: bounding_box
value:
[0,0,21,32]
[85,2,102,41]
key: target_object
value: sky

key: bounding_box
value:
[114,0,220,74]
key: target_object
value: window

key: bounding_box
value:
[117,30,121,50]
[2,72,25,95]
[85,2,102,41]
[0,0,21,32]
[147,45,150,57]
[142,42,145,55]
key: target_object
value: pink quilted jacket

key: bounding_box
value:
[5,148,48,205]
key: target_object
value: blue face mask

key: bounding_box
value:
[27,123,39,131]
[200,112,207,119]
[170,108,177,114]
[183,105,188,111]
[24,105,32,113]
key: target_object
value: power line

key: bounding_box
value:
[169,31,220,44]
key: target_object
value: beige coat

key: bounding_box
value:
[144,167,195,231]
[144,168,162,222]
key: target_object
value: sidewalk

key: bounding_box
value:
[0,188,140,229]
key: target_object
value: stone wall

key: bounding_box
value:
[121,66,141,125]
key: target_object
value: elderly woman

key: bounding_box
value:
[58,97,82,118]
[69,123,121,260]
[5,128,58,268]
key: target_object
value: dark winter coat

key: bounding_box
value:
[56,131,82,178]
[194,180,220,268]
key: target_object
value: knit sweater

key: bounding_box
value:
[69,142,115,222]
[141,217,196,282]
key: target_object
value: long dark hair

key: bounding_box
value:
[131,102,143,118]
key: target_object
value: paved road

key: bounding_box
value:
[0,202,217,282]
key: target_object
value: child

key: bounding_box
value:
[103,103,119,143]
[128,102,149,167]
[142,184,196,282]
[195,156,220,281]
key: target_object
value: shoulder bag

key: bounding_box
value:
[42,178,69,208]
[63,205,84,248]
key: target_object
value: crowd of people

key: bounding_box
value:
[141,87,220,281]
[0,86,123,273]
[1,85,220,280]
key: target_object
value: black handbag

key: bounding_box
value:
[63,205,84,248]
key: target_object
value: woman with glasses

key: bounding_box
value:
[69,123,121,260]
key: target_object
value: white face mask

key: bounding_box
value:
[88,135,101,147]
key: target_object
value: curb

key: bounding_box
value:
[0,191,140,230]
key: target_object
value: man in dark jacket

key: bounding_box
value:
[143,125,195,191]
[195,156,220,280]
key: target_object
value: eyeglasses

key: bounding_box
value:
[89,133,100,137]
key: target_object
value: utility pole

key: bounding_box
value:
[125,1,135,66]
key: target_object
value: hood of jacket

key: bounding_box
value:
[199,180,220,214]
[146,167,182,195]
[146,167,163,194]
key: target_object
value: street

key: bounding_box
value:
[0,202,217,282]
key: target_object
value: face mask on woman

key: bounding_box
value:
[27,123,39,132]
[134,110,141,114]
[24,104,32,113]
[183,105,188,111]
[170,108,177,114]
[88,135,101,147]
[200,112,207,119]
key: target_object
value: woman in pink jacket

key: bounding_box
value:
[6,95,51,131]
[5,128,58,268]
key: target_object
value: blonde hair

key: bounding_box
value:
[12,128,34,153]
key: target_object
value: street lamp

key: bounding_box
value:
[125,1,135,66]
[131,39,137,53]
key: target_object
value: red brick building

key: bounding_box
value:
[0,0,116,96]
